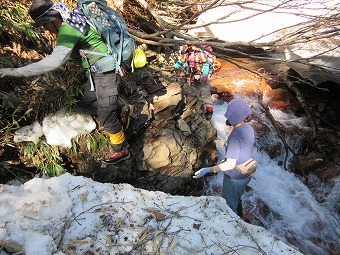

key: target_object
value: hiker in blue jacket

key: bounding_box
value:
[0,0,131,164]
[193,98,256,218]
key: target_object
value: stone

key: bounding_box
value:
[82,67,217,192]
[152,82,182,114]
[177,118,192,136]
[263,86,294,111]
[0,240,22,253]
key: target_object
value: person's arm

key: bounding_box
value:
[193,158,237,178]
[173,60,184,69]
[202,61,209,77]
[174,52,189,69]
[4,45,73,77]
[193,135,240,178]
[210,158,237,173]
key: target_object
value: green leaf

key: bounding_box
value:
[24,108,33,116]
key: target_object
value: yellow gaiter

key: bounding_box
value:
[109,129,125,145]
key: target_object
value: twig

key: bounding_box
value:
[156,201,203,222]
[1,167,26,184]
[54,200,133,249]
[235,221,268,254]
[282,76,318,139]
[258,82,305,178]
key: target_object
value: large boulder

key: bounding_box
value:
[90,67,216,192]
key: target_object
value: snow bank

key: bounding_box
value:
[0,173,302,255]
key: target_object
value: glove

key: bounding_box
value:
[193,167,211,179]
[0,68,16,77]
[173,61,183,69]
[201,76,208,83]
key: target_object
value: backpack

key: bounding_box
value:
[187,45,216,77]
[77,0,136,76]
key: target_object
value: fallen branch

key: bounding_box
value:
[283,76,318,139]
[258,82,305,178]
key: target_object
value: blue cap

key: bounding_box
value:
[224,99,252,126]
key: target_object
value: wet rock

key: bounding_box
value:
[297,151,325,174]
[210,58,267,97]
[89,67,216,193]
[0,240,22,253]
[316,166,340,182]
[263,86,295,111]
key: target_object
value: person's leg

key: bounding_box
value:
[199,80,213,120]
[236,201,243,218]
[94,72,130,164]
[72,77,97,115]
[200,80,213,108]
[222,175,251,216]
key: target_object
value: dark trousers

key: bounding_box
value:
[73,72,124,149]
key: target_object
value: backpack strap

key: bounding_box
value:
[79,49,96,91]
[114,28,124,76]
[80,50,124,75]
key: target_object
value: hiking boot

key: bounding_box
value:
[103,147,130,164]
[205,111,213,120]
[120,104,134,130]
[205,106,213,120]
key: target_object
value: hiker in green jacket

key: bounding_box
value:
[0,0,131,164]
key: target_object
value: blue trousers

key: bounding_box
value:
[222,174,251,216]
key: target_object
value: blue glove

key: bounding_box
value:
[174,61,183,69]
[193,167,211,179]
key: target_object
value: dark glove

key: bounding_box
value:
[201,76,208,83]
